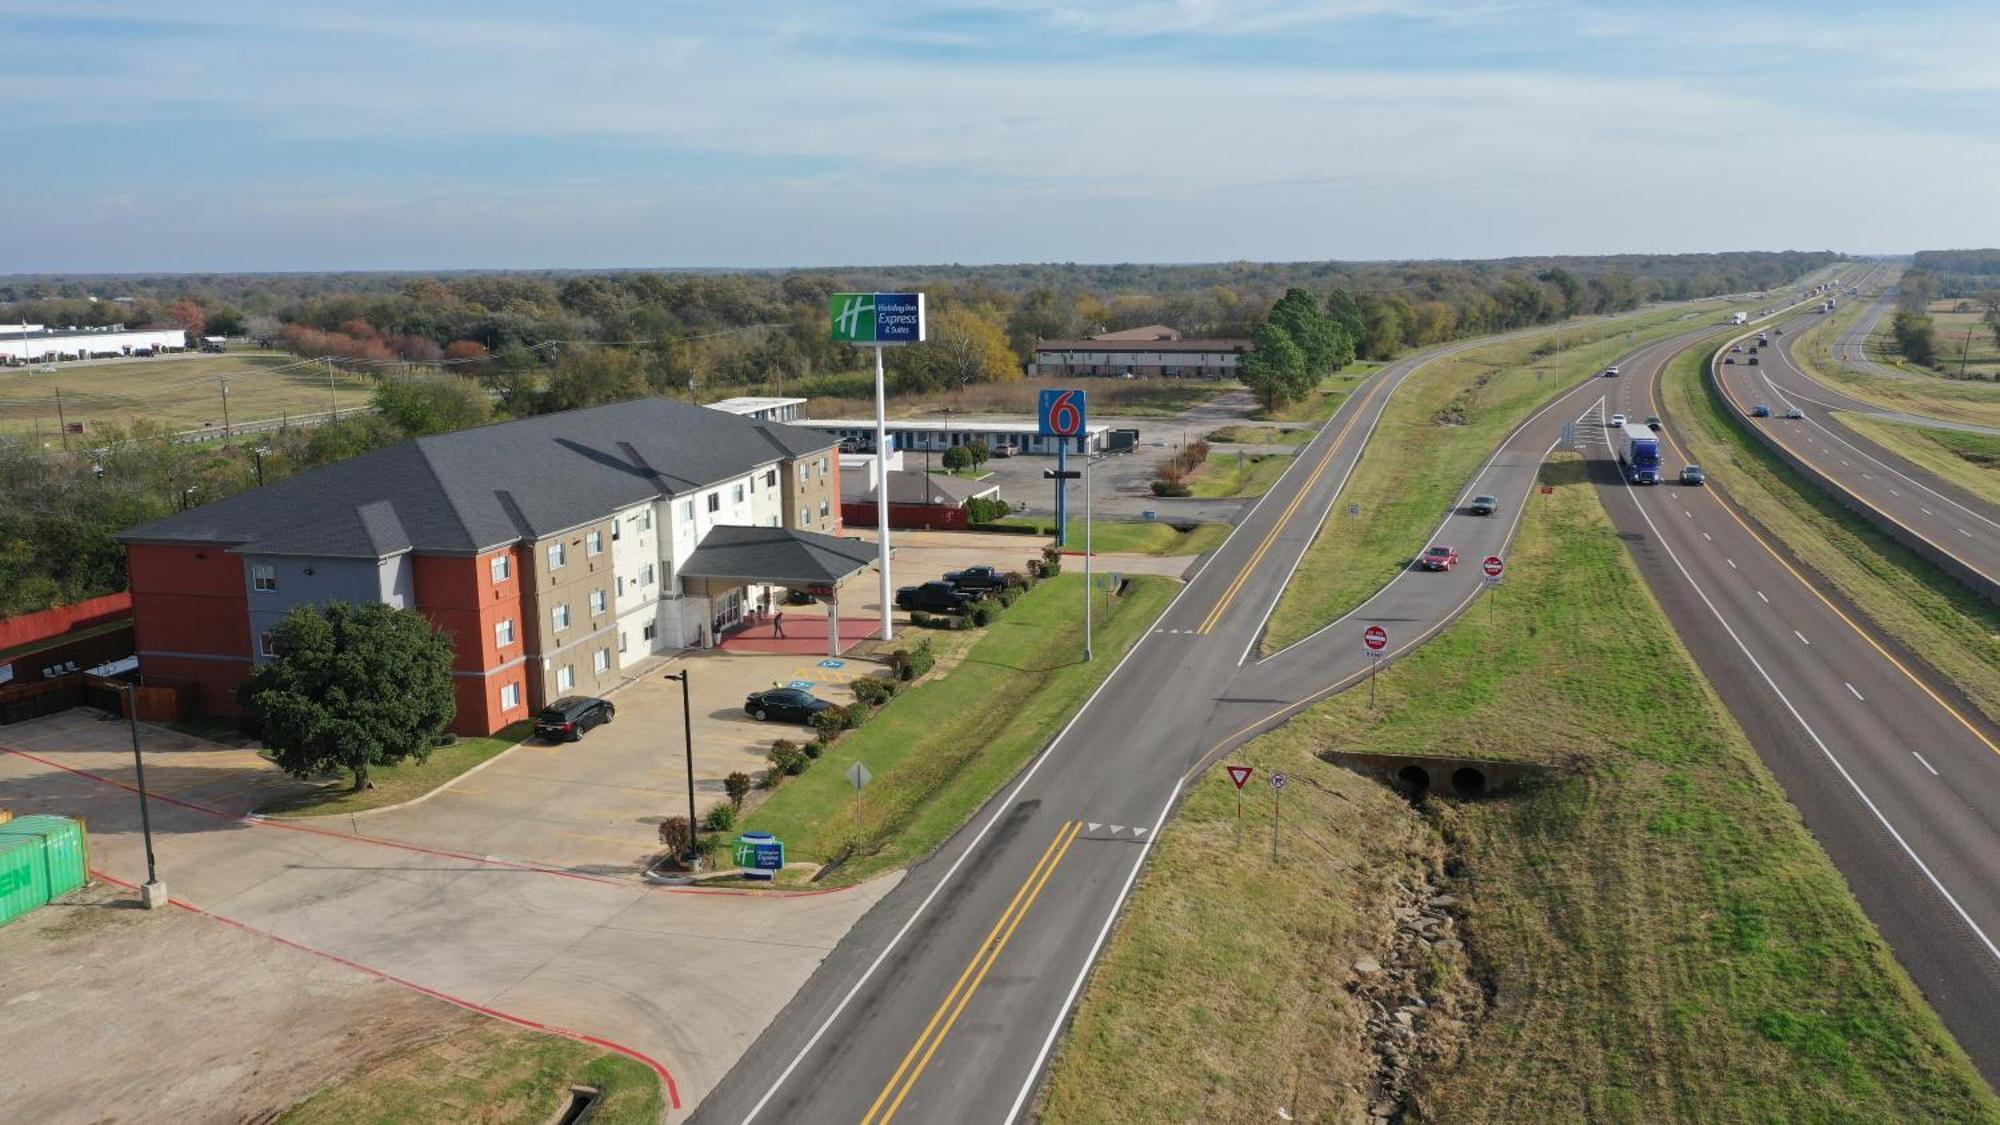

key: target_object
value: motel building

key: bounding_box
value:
[2,323,189,363]
[117,398,875,736]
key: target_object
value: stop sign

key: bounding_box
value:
[1482,555,1504,578]
[1363,624,1388,652]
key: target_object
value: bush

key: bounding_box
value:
[1150,479,1192,497]
[802,738,825,760]
[768,743,810,777]
[851,676,899,706]
[703,803,738,833]
[811,708,847,742]
[969,520,1043,536]
[971,600,1002,627]
[1003,570,1030,589]
[724,771,753,808]
[965,495,1012,524]
[910,610,934,628]
[997,587,1020,609]
[657,816,692,856]
[891,639,936,682]
[845,700,874,728]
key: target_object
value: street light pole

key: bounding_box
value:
[1083,449,1093,662]
[121,684,165,907]
[664,670,699,865]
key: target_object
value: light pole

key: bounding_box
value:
[121,684,166,908]
[663,670,699,865]
[253,446,270,488]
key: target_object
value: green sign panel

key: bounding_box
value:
[830,292,926,345]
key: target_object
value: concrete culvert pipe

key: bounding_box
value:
[1451,766,1488,798]
[1397,765,1431,793]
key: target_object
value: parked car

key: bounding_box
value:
[1469,495,1498,516]
[1751,404,1771,417]
[536,696,615,742]
[1419,544,1460,571]
[744,687,833,724]
[897,581,974,614]
[990,442,1017,458]
[943,565,1009,592]
[1784,405,1804,419]
[1680,464,1706,486]
[1609,413,1627,428]
[1645,416,1662,431]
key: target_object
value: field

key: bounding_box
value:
[1837,414,2000,507]
[0,351,378,438]
[743,573,1176,883]
[1793,299,2000,428]
[1041,462,1996,1123]
[1661,344,2000,725]
[992,517,1229,555]
[1260,301,1722,653]
[1185,449,1294,498]
[1206,424,1310,444]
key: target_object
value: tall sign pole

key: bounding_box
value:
[833,292,927,644]
[1039,388,1087,550]
[1083,448,1093,662]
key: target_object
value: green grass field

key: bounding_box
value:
[0,351,377,438]
[1259,302,1721,654]
[278,1021,664,1124]
[1792,299,2000,428]
[744,573,1176,883]
[1661,344,2000,726]
[1206,424,1310,445]
[1041,461,1996,1123]
[254,722,532,817]
[1185,449,1293,498]
[993,517,1228,555]
[1837,414,2000,507]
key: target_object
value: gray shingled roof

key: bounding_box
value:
[841,469,998,507]
[678,525,878,585]
[119,397,837,558]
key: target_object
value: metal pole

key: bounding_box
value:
[873,344,893,642]
[1270,786,1280,863]
[54,387,69,451]
[674,671,698,863]
[220,376,231,440]
[254,449,265,488]
[1083,449,1093,662]
[123,686,162,896]
[1055,443,1068,547]
[326,358,338,421]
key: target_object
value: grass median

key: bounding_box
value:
[993,516,1228,555]
[255,721,533,817]
[1259,302,1723,655]
[1186,449,1294,498]
[1792,298,2000,428]
[1837,413,2000,507]
[1042,458,1995,1123]
[745,572,1176,883]
[1206,424,1311,445]
[278,1021,663,1124]
[1661,343,2000,725]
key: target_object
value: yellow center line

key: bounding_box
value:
[1196,376,1387,634]
[1657,340,2000,759]
[861,820,1080,1125]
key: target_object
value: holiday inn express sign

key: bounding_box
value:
[830,292,927,345]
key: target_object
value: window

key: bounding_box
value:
[798,509,810,529]
[548,542,566,569]
[500,682,520,710]
[557,664,575,691]
[490,555,511,583]
[733,483,745,504]
[618,631,628,654]
[258,631,277,657]
[552,603,570,632]
[494,618,515,647]
[765,469,777,488]
[642,621,657,642]
[611,520,621,542]
[616,575,626,597]
[818,456,829,476]
[589,590,607,616]
[707,493,721,514]
[680,499,694,522]
[639,563,655,587]
[594,648,611,674]
[587,530,603,556]
[252,564,277,592]
[748,472,757,494]
[641,508,653,531]
[797,463,808,483]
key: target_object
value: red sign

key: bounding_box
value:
[1225,765,1254,790]
[1482,555,1504,578]
[1363,624,1388,652]
[1540,485,1555,495]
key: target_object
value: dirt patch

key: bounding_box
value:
[0,882,462,1124]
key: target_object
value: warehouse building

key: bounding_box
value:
[117,398,866,735]
[1031,326,1251,379]
[1,323,188,364]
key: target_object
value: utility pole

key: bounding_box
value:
[219,376,232,440]
[1962,325,1976,381]
[54,387,69,452]
[121,684,166,908]
[326,358,339,421]
[664,670,699,865]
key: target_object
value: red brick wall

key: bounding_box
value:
[126,543,253,716]
[842,501,968,531]
[412,548,530,735]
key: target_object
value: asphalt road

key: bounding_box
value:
[689,303,1789,1125]
[1833,275,1912,380]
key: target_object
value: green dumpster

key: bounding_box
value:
[0,833,51,927]
[0,815,89,899]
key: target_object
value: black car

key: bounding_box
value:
[1645,416,1662,431]
[537,696,615,742]
[897,581,974,614]
[1468,495,1498,516]
[1748,356,1760,366]
[943,565,1008,592]
[1680,464,1706,486]
[744,688,833,723]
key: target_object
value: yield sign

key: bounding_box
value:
[1225,765,1254,790]
[1482,555,1504,578]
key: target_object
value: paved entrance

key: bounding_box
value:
[719,613,879,656]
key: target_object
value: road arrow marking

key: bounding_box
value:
[1087,822,1101,832]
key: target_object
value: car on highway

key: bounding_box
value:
[897,581,975,614]
[1680,464,1706,486]
[1730,344,1743,353]
[1602,365,1620,378]
[744,687,834,724]
[1418,544,1460,571]
[1469,494,1497,516]
[1609,412,1627,427]
[1751,404,1771,417]
[1724,356,1736,364]
[942,564,1009,593]
[1645,416,1662,430]
[1748,356,1760,366]
[1784,405,1804,419]
[536,696,615,742]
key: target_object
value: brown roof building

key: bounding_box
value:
[1031,333,1253,379]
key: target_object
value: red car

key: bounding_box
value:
[1419,544,1459,571]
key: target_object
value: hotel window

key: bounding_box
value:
[259,631,277,657]
[548,542,566,570]
[641,508,653,531]
[819,499,830,520]
[616,575,626,597]
[594,648,611,674]
[490,554,511,583]
[589,590,607,616]
[818,456,828,475]
[611,520,622,542]
[765,469,777,488]
[500,682,520,710]
[252,564,277,592]
[618,631,628,654]
[733,483,745,504]
[642,621,657,642]
[639,563,655,587]
[587,530,603,556]
[557,664,575,691]
[707,493,721,514]
[798,509,810,529]
[552,603,571,632]
[680,499,693,522]
[797,463,808,483]
[494,618,515,647]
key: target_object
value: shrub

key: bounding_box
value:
[1039,543,1064,577]
[657,816,692,856]
[1003,570,1029,590]
[1150,479,1192,497]
[971,600,1001,627]
[997,587,1020,609]
[851,676,898,706]
[771,738,799,756]
[811,708,847,742]
[891,638,937,682]
[702,803,737,833]
[965,495,1011,524]
[768,743,810,777]
[802,738,825,759]
[910,610,934,628]
[846,700,874,728]
[724,771,753,808]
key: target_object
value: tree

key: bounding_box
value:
[166,299,206,337]
[1266,287,1351,374]
[942,444,974,472]
[238,603,455,791]
[1240,323,1308,410]
[890,306,1021,392]
[542,347,650,412]
[373,375,492,437]
[966,439,990,468]
[1892,311,1940,368]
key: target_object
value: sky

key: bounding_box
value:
[2,0,1996,272]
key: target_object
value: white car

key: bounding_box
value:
[1609,413,1627,427]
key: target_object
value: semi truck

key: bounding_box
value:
[1729,311,1748,325]
[1619,422,1663,484]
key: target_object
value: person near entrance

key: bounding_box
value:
[773,611,786,639]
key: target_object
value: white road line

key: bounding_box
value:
[1757,590,1769,603]
[1959,528,1974,538]
[1727,558,1738,569]
[1794,630,1811,646]
[1914,752,1940,777]
[1683,509,1692,518]
[1846,682,1865,701]
[1922,507,1934,515]
[1890,489,1901,496]
[1703,532,1712,541]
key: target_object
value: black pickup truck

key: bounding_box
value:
[942,565,1008,593]
[897,582,974,614]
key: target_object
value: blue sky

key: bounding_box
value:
[2,1,1995,271]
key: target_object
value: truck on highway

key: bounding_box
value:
[1619,422,1663,484]
[1729,311,1748,325]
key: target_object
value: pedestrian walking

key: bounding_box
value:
[773,611,786,638]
